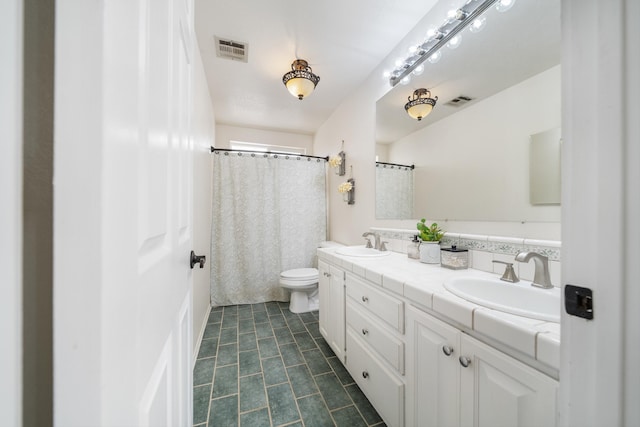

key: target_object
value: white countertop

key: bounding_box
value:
[318,246,560,377]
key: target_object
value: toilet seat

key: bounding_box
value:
[280,268,319,288]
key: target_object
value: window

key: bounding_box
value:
[230,141,306,155]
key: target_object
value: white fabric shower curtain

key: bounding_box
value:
[211,151,327,306]
[375,163,414,219]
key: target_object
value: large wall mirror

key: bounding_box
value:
[375,0,561,222]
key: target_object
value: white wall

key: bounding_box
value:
[216,124,313,152]
[192,42,215,357]
[314,78,383,245]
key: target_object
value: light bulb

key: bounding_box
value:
[447,9,457,19]
[382,70,391,79]
[412,64,425,76]
[426,28,437,38]
[408,45,418,54]
[400,75,411,85]
[395,58,404,68]
[447,34,462,49]
[496,0,515,12]
[428,50,442,64]
[469,16,486,33]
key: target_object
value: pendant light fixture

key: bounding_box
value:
[282,59,320,100]
[405,88,438,121]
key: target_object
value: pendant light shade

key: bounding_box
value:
[282,59,320,100]
[405,88,438,121]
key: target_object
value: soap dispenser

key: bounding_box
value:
[407,235,420,259]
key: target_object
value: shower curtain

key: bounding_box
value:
[375,163,414,219]
[210,151,327,306]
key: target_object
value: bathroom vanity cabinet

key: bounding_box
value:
[406,305,558,427]
[318,250,559,427]
[345,273,406,427]
[318,260,346,362]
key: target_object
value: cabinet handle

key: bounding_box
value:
[362,371,369,379]
[459,356,471,368]
[362,328,369,336]
[442,345,454,356]
[324,272,331,277]
[361,296,369,302]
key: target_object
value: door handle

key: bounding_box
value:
[190,251,206,269]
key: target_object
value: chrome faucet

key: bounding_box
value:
[362,232,381,250]
[515,251,553,289]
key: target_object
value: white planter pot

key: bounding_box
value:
[419,241,441,264]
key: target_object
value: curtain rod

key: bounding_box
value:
[211,147,328,161]
[376,161,415,169]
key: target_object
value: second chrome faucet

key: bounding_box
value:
[493,252,553,289]
[362,232,388,251]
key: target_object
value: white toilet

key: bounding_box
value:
[280,241,342,314]
[279,267,319,314]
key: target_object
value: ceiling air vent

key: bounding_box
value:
[445,95,474,107]
[214,37,248,62]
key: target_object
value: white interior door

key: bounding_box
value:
[55,0,195,425]
[0,0,23,424]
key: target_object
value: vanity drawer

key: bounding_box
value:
[346,329,404,427]
[346,299,404,374]
[346,273,404,333]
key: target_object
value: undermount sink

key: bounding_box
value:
[335,246,391,258]
[444,276,560,322]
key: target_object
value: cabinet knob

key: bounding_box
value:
[361,296,369,302]
[459,356,472,368]
[362,328,369,336]
[442,345,454,356]
[362,371,369,379]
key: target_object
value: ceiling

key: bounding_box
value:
[194,0,439,135]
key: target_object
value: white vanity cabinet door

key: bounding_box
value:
[318,260,346,362]
[406,305,460,427]
[328,264,346,361]
[318,260,330,344]
[459,335,558,427]
[347,329,404,427]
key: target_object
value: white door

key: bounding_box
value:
[0,0,23,424]
[54,0,195,425]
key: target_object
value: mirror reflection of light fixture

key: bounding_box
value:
[282,59,320,100]
[404,88,438,121]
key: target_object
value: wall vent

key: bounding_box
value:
[445,95,474,107]
[214,37,248,62]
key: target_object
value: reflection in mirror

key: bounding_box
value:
[375,162,414,219]
[530,128,561,205]
[375,0,561,223]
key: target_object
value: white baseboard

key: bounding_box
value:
[193,304,212,367]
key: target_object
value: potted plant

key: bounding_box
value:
[417,219,444,264]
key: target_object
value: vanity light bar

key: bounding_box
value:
[389,0,500,87]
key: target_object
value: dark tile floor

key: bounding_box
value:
[193,302,385,427]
